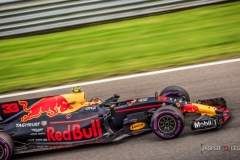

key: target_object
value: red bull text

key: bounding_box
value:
[47,119,102,141]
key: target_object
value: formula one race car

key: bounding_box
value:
[0,86,230,160]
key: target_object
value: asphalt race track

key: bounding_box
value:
[0,60,240,160]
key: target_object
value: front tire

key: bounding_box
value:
[0,132,14,160]
[151,106,184,139]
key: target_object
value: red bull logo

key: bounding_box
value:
[19,96,73,122]
[180,104,200,113]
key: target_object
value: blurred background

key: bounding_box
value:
[0,0,239,94]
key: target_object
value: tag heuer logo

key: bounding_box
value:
[41,121,47,126]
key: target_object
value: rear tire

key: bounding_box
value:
[0,132,14,160]
[151,106,184,139]
[160,85,190,102]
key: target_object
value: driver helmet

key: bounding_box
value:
[89,97,102,105]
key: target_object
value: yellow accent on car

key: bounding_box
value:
[192,103,217,116]
[61,92,87,114]
[110,104,115,109]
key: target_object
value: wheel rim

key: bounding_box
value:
[158,115,176,133]
[0,145,4,159]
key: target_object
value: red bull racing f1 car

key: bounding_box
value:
[0,86,230,160]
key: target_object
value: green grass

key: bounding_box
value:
[1,1,240,94]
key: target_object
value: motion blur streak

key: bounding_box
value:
[0,58,240,99]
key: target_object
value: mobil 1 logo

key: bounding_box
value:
[191,119,218,130]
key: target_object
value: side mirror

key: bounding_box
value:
[114,94,120,98]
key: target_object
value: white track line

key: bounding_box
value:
[1,58,240,99]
